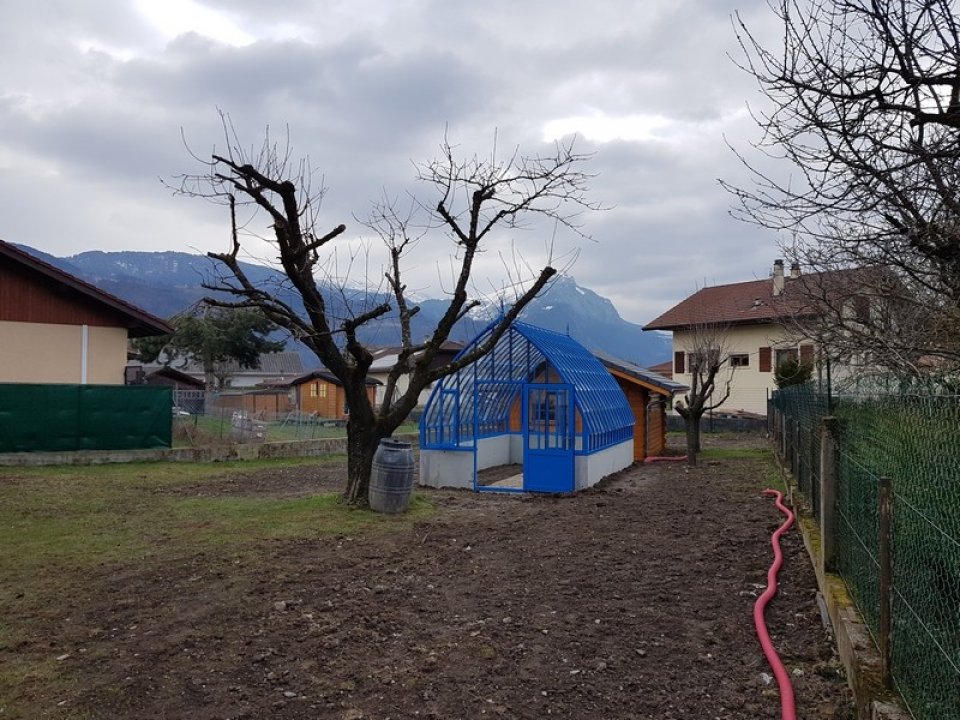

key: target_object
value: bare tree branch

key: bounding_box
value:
[673,320,734,466]
[725,0,960,377]
[173,119,599,504]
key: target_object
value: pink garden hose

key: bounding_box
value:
[753,489,797,720]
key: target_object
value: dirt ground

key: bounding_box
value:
[26,435,855,719]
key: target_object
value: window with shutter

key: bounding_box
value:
[759,346,772,372]
[853,296,870,322]
[674,350,685,375]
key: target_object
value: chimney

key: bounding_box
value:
[772,259,785,296]
[790,261,801,279]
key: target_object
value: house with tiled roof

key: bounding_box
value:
[171,350,305,388]
[644,260,867,415]
[367,340,465,408]
[0,239,172,384]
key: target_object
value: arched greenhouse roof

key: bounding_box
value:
[421,320,634,453]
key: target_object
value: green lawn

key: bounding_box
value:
[699,446,786,492]
[0,458,431,717]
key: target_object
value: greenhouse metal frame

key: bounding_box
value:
[419,321,635,493]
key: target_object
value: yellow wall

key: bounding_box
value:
[0,320,128,385]
[672,324,811,416]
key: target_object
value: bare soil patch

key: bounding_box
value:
[20,436,854,719]
[163,463,350,499]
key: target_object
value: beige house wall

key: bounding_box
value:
[0,320,128,385]
[369,370,436,408]
[672,324,811,416]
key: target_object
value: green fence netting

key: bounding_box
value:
[0,383,172,452]
[770,385,960,720]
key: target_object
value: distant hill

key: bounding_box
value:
[16,246,670,367]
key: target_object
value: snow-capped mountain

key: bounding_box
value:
[17,247,670,367]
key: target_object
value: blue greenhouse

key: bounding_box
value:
[419,321,635,493]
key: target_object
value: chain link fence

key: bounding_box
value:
[770,384,960,720]
[170,388,418,446]
[170,388,346,445]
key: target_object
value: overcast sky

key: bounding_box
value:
[0,0,788,326]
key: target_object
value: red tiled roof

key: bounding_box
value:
[643,267,873,331]
[286,369,381,387]
[647,360,674,378]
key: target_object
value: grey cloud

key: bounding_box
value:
[0,0,792,329]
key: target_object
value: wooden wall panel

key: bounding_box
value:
[611,375,649,461]
[0,262,129,327]
[648,407,666,456]
[294,379,375,420]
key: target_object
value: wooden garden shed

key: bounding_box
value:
[287,370,379,420]
[594,351,688,460]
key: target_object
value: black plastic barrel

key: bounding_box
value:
[368,438,415,513]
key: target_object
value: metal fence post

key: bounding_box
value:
[820,416,838,573]
[794,419,801,477]
[878,475,893,690]
[781,412,788,460]
[800,425,809,495]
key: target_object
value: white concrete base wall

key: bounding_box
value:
[476,436,509,470]
[421,437,632,492]
[419,449,474,489]
[475,434,524,471]
[574,440,633,491]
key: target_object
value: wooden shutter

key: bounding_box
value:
[854,296,870,322]
[799,344,814,366]
[674,350,685,375]
[759,346,772,372]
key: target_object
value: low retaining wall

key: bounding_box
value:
[0,433,420,467]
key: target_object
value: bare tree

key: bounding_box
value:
[725,0,960,375]
[673,322,733,467]
[174,118,598,504]
[674,323,733,467]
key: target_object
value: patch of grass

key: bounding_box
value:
[698,446,786,492]
[0,456,432,715]
[0,456,423,583]
[0,654,93,720]
[168,492,432,545]
[699,447,772,460]
[763,462,787,493]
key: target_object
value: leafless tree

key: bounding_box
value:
[673,322,733,466]
[174,117,598,504]
[725,0,960,375]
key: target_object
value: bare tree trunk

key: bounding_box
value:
[341,381,393,505]
[684,415,701,467]
[343,421,387,505]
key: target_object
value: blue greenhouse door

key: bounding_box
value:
[523,383,574,493]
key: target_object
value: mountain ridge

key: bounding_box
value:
[16,246,670,368]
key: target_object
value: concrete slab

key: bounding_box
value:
[487,473,523,489]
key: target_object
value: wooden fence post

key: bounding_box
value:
[878,475,893,690]
[820,416,838,573]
